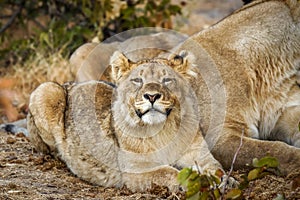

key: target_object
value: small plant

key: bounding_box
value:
[239,156,280,190]
[178,168,223,200]
[178,156,280,200]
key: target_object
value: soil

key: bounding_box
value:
[0,131,184,200]
[1,0,300,199]
[1,131,300,200]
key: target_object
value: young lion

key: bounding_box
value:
[27,51,223,191]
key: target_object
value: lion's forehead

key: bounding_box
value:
[131,63,175,81]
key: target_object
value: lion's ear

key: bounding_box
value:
[168,50,196,76]
[110,51,131,82]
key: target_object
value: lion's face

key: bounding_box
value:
[120,63,179,125]
[110,51,197,129]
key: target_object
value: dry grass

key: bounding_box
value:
[4,51,74,107]
[0,51,74,123]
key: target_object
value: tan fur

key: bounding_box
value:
[28,0,300,192]
[174,0,300,173]
[28,51,223,191]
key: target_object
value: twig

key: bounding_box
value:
[0,2,24,34]
[221,129,244,197]
[194,160,201,174]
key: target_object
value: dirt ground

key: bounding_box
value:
[1,0,300,199]
[1,130,300,200]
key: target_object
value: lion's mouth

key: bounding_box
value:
[135,108,172,118]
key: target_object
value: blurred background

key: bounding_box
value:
[0,0,243,123]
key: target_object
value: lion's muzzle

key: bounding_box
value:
[143,93,161,104]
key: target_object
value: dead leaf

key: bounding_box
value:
[0,78,19,122]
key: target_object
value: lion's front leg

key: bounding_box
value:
[174,133,240,190]
[27,82,66,155]
[175,134,223,175]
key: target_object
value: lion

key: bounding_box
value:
[24,0,300,192]
[175,0,300,173]
[27,51,223,191]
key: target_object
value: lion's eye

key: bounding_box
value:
[130,78,143,85]
[162,78,173,85]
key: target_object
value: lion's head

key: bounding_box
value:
[109,51,199,139]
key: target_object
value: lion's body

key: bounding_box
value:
[176,0,300,171]
[27,0,300,191]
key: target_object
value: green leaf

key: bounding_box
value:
[185,190,200,200]
[199,191,209,200]
[177,168,192,186]
[186,172,201,198]
[248,168,260,181]
[224,188,242,200]
[213,188,221,199]
[252,156,279,168]
[186,192,200,200]
[211,174,221,185]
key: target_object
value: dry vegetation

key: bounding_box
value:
[9,51,73,101]
[0,51,73,123]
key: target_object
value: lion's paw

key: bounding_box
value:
[122,165,180,192]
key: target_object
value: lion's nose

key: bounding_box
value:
[143,93,161,104]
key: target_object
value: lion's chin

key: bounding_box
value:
[141,111,167,125]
